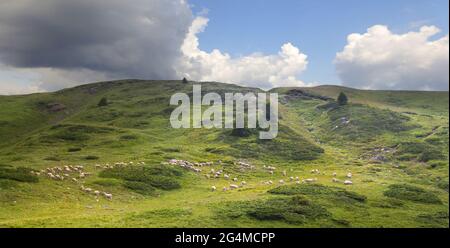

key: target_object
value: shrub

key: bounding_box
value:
[384,184,442,204]
[337,92,348,106]
[68,147,82,152]
[0,167,39,183]
[99,165,183,192]
[269,184,367,204]
[124,181,157,195]
[243,196,331,224]
[182,77,189,84]
[85,155,99,160]
[98,97,108,107]
[120,134,138,140]
[395,142,444,162]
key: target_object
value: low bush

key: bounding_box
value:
[0,167,38,183]
[67,147,82,152]
[269,184,367,204]
[220,196,331,224]
[99,165,183,193]
[384,184,442,204]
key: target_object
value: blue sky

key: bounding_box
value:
[0,0,448,94]
[190,0,449,84]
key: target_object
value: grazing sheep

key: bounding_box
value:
[103,192,113,200]
[332,178,340,183]
[224,174,230,180]
[94,190,101,196]
[279,180,285,184]
[211,186,217,192]
[241,181,247,186]
[230,184,239,190]
[269,171,274,175]
[303,178,317,183]
[72,178,78,183]
[233,178,238,182]
[332,172,337,177]
[282,170,287,177]
[268,180,273,185]
[289,176,294,181]
[344,180,353,185]
[347,173,352,178]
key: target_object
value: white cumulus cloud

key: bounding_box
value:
[335,25,449,90]
[177,16,310,89]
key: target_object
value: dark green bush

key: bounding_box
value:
[244,196,331,224]
[124,181,157,195]
[99,165,183,191]
[120,134,138,140]
[269,184,367,204]
[68,147,82,152]
[337,92,348,106]
[0,167,38,183]
[395,142,445,162]
[98,97,108,107]
[384,184,442,204]
[85,155,99,160]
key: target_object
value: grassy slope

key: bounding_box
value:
[0,80,448,227]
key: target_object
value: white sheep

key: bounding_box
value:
[103,192,113,200]
[211,186,217,191]
[230,184,239,190]
[347,173,352,178]
[344,180,353,185]
[279,180,285,184]
[241,181,247,186]
[303,178,317,183]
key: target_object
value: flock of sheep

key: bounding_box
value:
[34,158,355,200]
[33,162,146,201]
[166,159,354,192]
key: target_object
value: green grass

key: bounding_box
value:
[384,184,442,204]
[0,80,448,227]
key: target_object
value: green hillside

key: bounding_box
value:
[0,80,448,227]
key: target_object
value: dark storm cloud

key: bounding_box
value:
[0,0,193,80]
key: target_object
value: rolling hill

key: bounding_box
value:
[0,80,448,227]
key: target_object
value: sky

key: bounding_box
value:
[0,0,448,94]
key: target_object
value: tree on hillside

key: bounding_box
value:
[337,92,348,106]
[98,97,108,107]
[182,77,189,84]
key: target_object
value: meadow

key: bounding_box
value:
[0,80,448,227]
